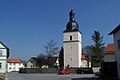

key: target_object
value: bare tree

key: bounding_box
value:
[44,40,59,57]
[36,53,47,68]
[44,40,59,67]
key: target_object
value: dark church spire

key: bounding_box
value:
[64,9,79,32]
[69,9,75,21]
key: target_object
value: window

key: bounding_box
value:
[70,36,72,40]
[0,63,1,68]
[70,58,72,61]
[10,63,12,65]
[13,63,15,65]
[0,50,2,56]
[118,39,120,49]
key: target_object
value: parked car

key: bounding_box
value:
[58,69,70,75]
[76,68,93,74]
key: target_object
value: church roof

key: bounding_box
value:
[64,9,80,33]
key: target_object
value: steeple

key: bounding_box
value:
[64,9,79,32]
[63,10,82,68]
[69,9,75,21]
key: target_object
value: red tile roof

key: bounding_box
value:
[105,43,115,54]
[81,53,86,60]
[8,58,22,63]
[81,53,91,60]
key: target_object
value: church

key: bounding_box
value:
[63,10,82,68]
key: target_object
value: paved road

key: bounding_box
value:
[5,72,100,80]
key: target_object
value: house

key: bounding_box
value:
[26,57,37,68]
[104,43,116,62]
[7,58,24,72]
[108,24,120,79]
[0,41,9,74]
[26,57,59,68]
[81,53,91,68]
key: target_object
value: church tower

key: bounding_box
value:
[63,10,82,68]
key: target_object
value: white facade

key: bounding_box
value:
[109,25,120,79]
[0,42,9,74]
[64,31,82,68]
[8,62,24,72]
[81,60,91,67]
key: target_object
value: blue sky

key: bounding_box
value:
[0,0,120,60]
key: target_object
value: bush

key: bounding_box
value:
[19,68,59,73]
[0,78,4,80]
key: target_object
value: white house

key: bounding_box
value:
[109,24,120,80]
[7,58,24,72]
[63,10,82,68]
[81,53,91,68]
[0,41,9,74]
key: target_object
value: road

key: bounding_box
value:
[5,72,100,80]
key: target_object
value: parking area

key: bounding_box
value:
[5,72,100,80]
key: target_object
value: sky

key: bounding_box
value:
[0,0,120,61]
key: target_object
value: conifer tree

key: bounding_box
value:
[91,31,105,67]
[59,47,64,69]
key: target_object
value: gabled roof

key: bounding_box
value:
[27,57,37,62]
[0,41,9,58]
[8,58,23,63]
[81,52,91,60]
[0,41,9,49]
[105,43,115,54]
[108,24,120,35]
[81,53,86,60]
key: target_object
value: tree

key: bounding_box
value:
[91,31,105,67]
[59,47,64,69]
[36,53,47,68]
[44,40,59,67]
[44,40,59,57]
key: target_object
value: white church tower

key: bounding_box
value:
[63,10,82,68]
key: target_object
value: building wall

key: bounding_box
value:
[113,29,120,79]
[8,62,24,72]
[63,31,82,68]
[81,60,91,67]
[0,44,8,74]
[27,61,32,68]
[0,60,7,73]
[26,61,37,68]
[104,54,116,62]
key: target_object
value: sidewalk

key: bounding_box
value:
[0,74,5,80]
